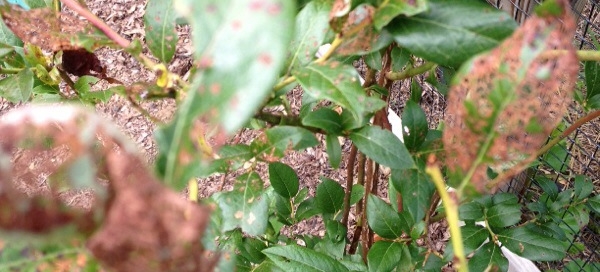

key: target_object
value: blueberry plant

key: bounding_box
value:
[0,0,600,271]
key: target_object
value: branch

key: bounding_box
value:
[425,159,468,272]
[386,62,437,81]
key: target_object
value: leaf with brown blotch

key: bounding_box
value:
[1,6,92,52]
[0,105,215,272]
[443,0,578,194]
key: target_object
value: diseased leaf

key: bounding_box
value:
[263,245,349,272]
[350,126,415,170]
[443,0,578,193]
[335,4,394,56]
[497,226,567,261]
[215,172,269,236]
[373,0,428,30]
[387,0,517,67]
[285,1,331,73]
[367,241,404,272]
[158,0,295,187]
[144,0,177,63]
[269,162,300,199]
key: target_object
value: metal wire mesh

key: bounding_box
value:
[486,1,600,271]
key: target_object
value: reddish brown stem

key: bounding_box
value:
[342,145,358,226]
[60,0,130,48]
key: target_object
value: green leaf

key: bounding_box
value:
[574,175,593,200]
[263,126,319,156]
[588,194,600,214]
[0,19,22,46]
[0,69,32,102]
[367,241,404,272]
[542,143,569,172]
[0,43,14,58]
[294,62,386,125]
[391,169,434,222]
[296,197,319,221]
[461,225,489,255]
[241,237,267,264]
[285,1,331,73]
[215,172,269,236]
[325,134,342,169]
[373,0,428,30]
[401,100,428,151]
[269,162,300,199]
[253,260,284,272]
[350,126,415,170]
[497,226,567,261]
[316,178,345,214]
[468,242,509,272]
[302,107,343,134]
[324,220,346,243]
[387,0,517,67]
[585,61,600,102]
[459,201,484,221]
[349,184,365,205]
[367,194,409,239]
[144,0,177,63]
[17,68,33,101]
[486,202,522,228]
[263,245,349,272]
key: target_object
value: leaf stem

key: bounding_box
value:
[0,67,21,74]
[425,162,468,272]
[314,34,343,65]
[386,62,437,81]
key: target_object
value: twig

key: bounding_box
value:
[425,157,468,272]
[386,62,437,81]
[342,144,358,226]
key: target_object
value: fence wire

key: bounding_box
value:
[486,1,600,271]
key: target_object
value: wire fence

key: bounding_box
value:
[486,1,600,271]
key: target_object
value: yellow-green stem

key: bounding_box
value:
[386,62,437,81]
[188,179,198,202]
[426,165,468,272]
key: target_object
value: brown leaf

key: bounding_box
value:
[1,6,92,52]
[443,0,578,194]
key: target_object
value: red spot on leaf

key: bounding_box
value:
[210,83,221,95]
[232,20,242,30]
[258,53,272,65]
[249,0,264,11]
[198,57,213,69]
[267,3,282,15]
[206,4,217,13]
